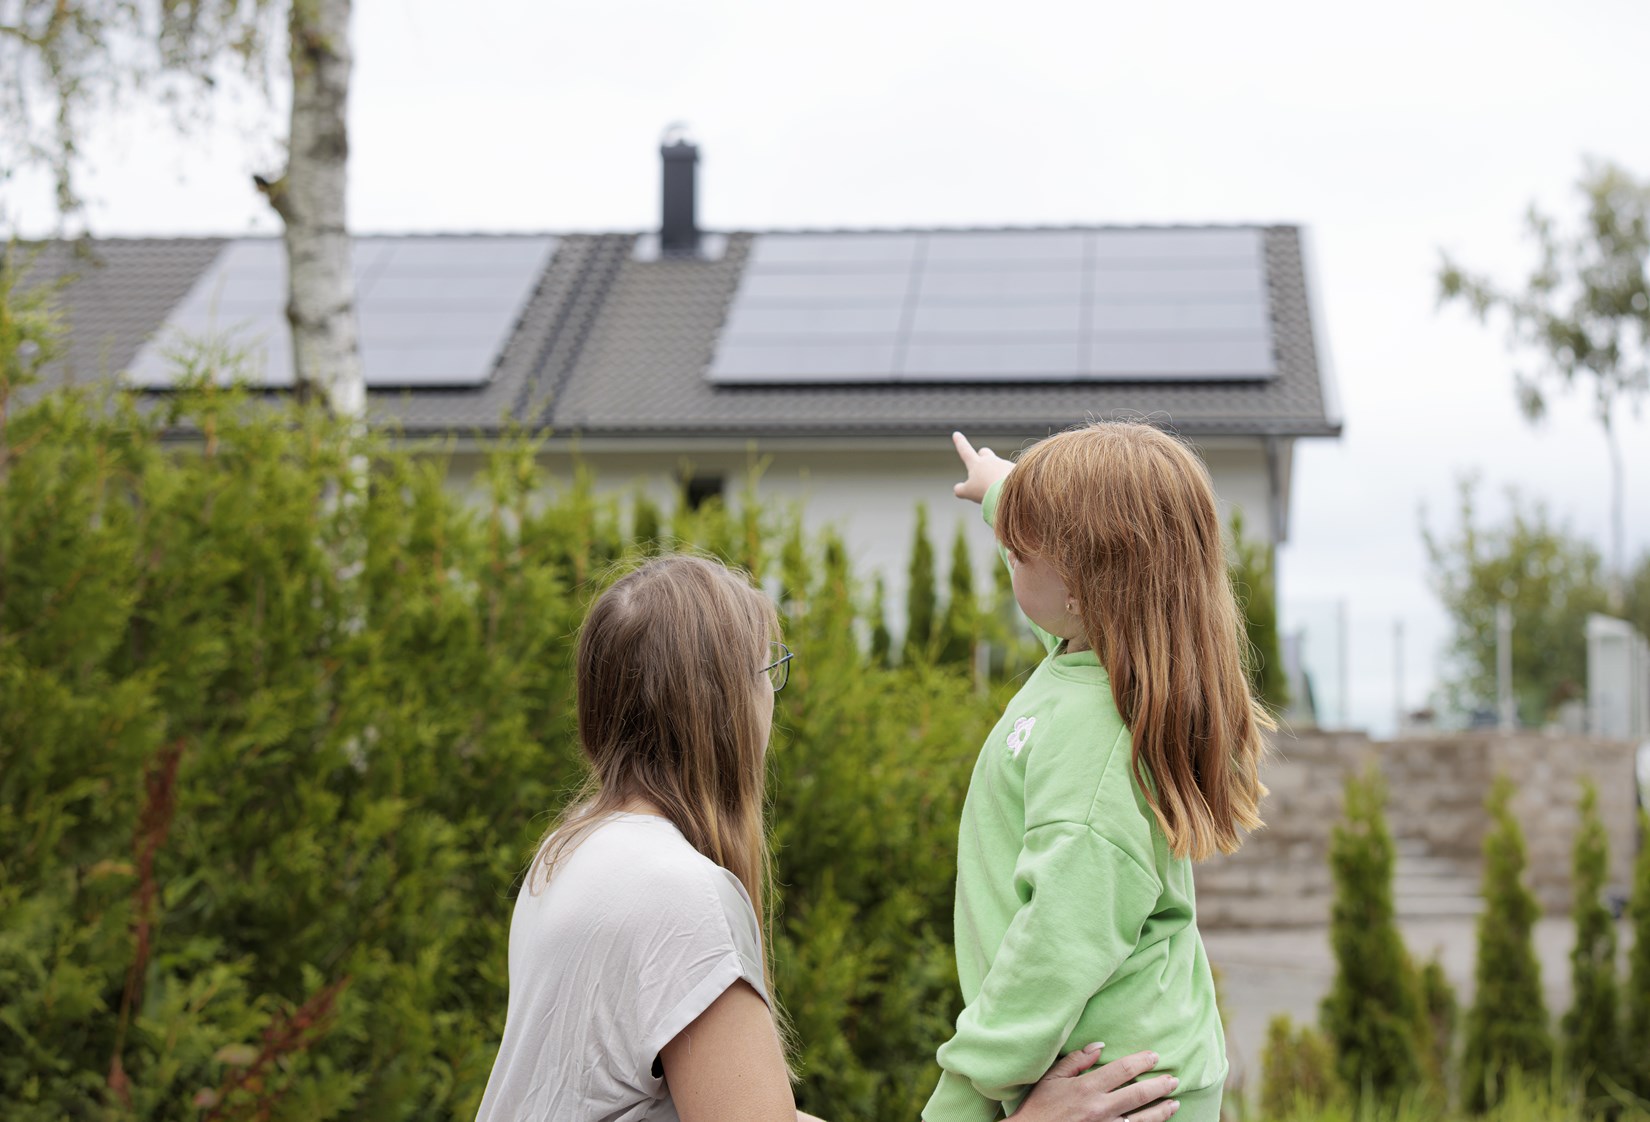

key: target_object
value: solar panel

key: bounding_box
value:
[747,233,918,268]
[707,229,1277,385]
[125,235,558,390]
[922,230,1087,264]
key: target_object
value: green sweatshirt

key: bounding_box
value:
[922,482,1227,1122]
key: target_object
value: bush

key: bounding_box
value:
[1260,1013,1339,1119]
[1229,509,1289,711]
[1628,810,1650,1101]
[1560,780,1622,1108]
[904,502,937,664]
[1418,953,1460,1095]
[1320,768,1423,1104]
[1461,777,1552,1113]
[939,521,978,667]
[0,375,1010,1119]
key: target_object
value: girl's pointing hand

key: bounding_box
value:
[952,431,1013,505]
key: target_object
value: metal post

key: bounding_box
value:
[1338,599,1350,730]
[1394,617,1404,736]
[1496,600,1515,731]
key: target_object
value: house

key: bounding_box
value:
[18,133,1341,625]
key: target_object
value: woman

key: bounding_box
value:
[476,554,1181,1122]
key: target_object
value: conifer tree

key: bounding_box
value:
[631,492,663,553]
[1418,954,1459,1094]
[1462,776,1553,1113]
[939,523,977,666]
[1561,780,1621,1106]
[1320,767,1423,1103]
[869,575,892,668]
[904,503,937,664]
[1627,809,1650,1100]
[1228,509,1289,710]
[780,517,810,621]
[1260,1014,1339,1119]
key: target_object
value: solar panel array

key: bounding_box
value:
[127,236,559,389]
[707,229,1275,384]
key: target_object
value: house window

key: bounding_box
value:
[682,474,724,511]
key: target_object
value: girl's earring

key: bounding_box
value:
[1065,599,1079,615]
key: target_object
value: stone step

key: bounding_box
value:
[1394,894,1485,918]
[1393,855,1476,879]
[1393,874,1482,898]
[1395,837,1432,858]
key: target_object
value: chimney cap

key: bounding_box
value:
[660,121,697,151]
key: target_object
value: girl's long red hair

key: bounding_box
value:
[996,421,1273,860]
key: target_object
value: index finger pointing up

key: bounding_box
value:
[952,430,977,463]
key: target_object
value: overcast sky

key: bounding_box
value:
[9,0,1650,736]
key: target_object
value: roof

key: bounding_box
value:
[15,225,1341,441]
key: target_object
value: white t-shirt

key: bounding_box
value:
[475,813,769,1122]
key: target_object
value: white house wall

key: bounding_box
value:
[444,436,1275,642]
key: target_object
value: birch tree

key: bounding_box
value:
[0,0,363,418]
[254,0,361,420]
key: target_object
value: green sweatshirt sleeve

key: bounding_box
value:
[979,478,1061,658]
[923,821,1161,1121]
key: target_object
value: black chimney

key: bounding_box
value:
[660,124,699,255]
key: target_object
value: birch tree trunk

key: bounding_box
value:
[256,0,362,420]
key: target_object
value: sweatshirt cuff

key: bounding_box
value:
[923,1070,1003,1122]
[981,478,1005,528]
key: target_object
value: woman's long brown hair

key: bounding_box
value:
[531,554,786,1026]
[995,421,1274,861]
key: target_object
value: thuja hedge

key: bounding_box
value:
[0,382,1038,1119]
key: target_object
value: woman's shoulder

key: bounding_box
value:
[553,815,757,928]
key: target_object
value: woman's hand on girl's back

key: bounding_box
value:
[952,432,1014,505]
[1015,1044,1182,1122]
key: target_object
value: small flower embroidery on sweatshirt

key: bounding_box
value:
[1006,716,1036,759]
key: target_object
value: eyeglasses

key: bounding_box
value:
[762,642,795,692]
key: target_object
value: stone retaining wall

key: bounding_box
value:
[1196,730,1642,928]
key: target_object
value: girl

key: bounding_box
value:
[927,425,1272,1122]
[476,553,1181,1122]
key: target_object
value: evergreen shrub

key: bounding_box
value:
[1628,810,1650,1101]
[1228,509,1289,711]
[939,522,977,666]
[904,501,937,664]
[1462,776,1553,1113]
[1561,780,1622,1108]
[1320,767,1424,1105]
[1418,953,1460,1096]
[0,375,1003,1119]
[1259,1013,1339,1119]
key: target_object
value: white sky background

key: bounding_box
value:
[9,0,1650,736]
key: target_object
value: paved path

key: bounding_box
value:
[1203,916,1637,1099]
